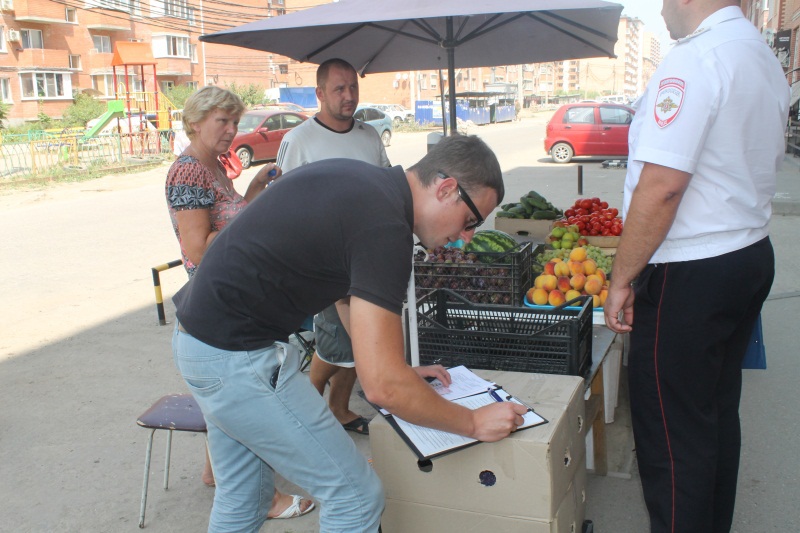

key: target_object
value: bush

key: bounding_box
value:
[164,84,196,109]
[62,93,106,127]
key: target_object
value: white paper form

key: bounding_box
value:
[378,365,496,416]
[391,389,546,459]
[429,365,496,401]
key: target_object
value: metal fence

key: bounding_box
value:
[0,129,175,180]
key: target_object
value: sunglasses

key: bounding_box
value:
[437,171,484,231]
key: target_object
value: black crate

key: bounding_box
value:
[414,289,593,376]
[413,242,537,307]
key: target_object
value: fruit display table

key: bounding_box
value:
[585,326,625,475]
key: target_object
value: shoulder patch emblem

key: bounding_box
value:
[654,78,685,128]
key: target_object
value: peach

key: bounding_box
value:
[554,261,570,277]
[595,268,607,283]
[592,294,601,308]
[582,258,597,275]
[541,275,557,291]
[570,273,586,291]
[569,247,587,262]
[565,289,582,303]
[528,288,549,305]
[567,260,584,276]
[584,277,603,296]
[548,289,566,307]
[543,261,557,276]
[599,288,609,307]
[557,276,572,293]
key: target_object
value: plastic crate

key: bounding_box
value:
[413,289,593,376]
[413,242,537,307]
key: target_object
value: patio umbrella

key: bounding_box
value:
[200,0,623,133]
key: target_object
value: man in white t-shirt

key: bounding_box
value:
[603,1,789,531]
[276,58,389,436]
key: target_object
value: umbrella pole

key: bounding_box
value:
[446,17,457,135]
[438,69,448,137]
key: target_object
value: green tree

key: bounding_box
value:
[0,102,9,129]
[225,81,268,108]
[62,92,107,127]
[164,84,196,108]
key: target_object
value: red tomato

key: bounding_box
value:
[609,207,619,217]
[603,220,612,227]
[576,221,586,230]
[601,228,611,236]
[576,208,589,216]
[589,228,600,236]
[600,201,609,209]
[564,208,576,217]
[579,199,592,210]
[610,225,622,236]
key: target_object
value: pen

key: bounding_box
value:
[488,388,504,403]
[505,394,534,413]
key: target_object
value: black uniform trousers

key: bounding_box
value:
[628,237,773,533]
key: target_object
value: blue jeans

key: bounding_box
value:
[172,325,384,533]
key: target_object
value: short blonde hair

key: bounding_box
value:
[182,86,246,139]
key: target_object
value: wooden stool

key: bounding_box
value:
[136,394,206,528]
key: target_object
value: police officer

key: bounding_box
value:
[604,1,789,532]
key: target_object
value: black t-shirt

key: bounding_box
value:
[173,159,414,351]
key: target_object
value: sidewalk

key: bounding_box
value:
[0,150,798,532]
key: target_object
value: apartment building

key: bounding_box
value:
[0,0,296,124]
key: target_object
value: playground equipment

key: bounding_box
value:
[83,100,125,140]
[109,42,180,154]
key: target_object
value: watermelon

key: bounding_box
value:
[464,229,519,263]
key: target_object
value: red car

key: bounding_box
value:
[544,102,634,163]
[231,109,308,168]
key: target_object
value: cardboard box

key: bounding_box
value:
[370,373,585,521]
[495,217,553,241]
[381,456,587,533]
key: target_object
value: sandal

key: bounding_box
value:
[341,415,370,435]
[269,494,315,520]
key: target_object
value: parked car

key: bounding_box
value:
[370,103,414,124]
[260,102,310,114]
[230,109,308,168]
[544,102,634,163]
[354,106,393,147]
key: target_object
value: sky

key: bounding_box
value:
[618,0,673,49]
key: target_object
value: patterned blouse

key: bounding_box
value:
[165,155,248,277]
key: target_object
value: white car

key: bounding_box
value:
[367,103,414,124]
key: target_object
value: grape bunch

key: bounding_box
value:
[584,245,614,274]
[533,245,613,276]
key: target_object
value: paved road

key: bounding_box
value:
[1,116,798,532]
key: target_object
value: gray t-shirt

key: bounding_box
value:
[276,117,390,172]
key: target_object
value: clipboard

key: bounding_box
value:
[380,388,548,464]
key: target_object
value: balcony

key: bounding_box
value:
[156,57,193,77]
[83,7,132,31]
[87,51,114,72]
[10,0,76,24]
[14,48,69,69]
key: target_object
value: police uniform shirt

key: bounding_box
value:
[624,6,789,263]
